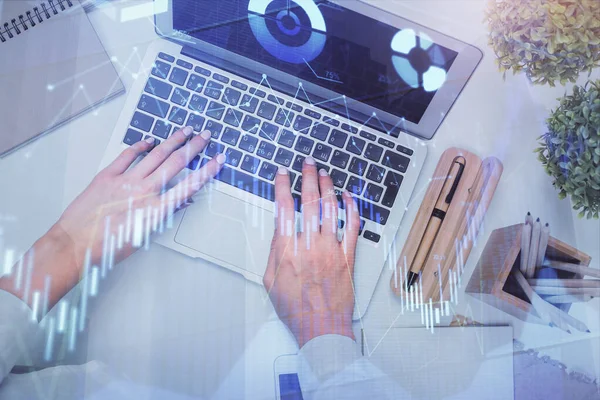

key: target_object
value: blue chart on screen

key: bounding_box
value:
[391,29,447,92]
[248,0,327,64]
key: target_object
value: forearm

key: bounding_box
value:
[0,225,79,318]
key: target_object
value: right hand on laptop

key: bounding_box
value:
[263,157,361,348]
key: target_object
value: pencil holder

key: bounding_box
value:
[465,224,591,324]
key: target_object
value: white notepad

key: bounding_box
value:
[0,0,124,157]
[368,326,514,400]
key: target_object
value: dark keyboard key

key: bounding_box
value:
[382,171,403,208]
[382,151,410,173]
[144,77,172,100]
[206,102,225,120]
[213,73,229,84]
[215,165,275,202]
[295,136,314,155]
[194,66,211,76]
[151,60,170,79]
[206,81,224,90]
[221,127,241,146]
[312,143,332,162]
[331,169,348,188]
[397,145,414,156]
[169,67,188,86]
[176,59,193,69]
[249,87,266,98]
[205,120,223,138]
[152,120,171,139]
[310,123,330,141]
[138,95,169,118]
[187,155,201,171]
[364,231,381,243]
[287,102,303,112]
[257,101,277,120]
[204,88,221,100]
[275,109,295,127]
[346,137,366,155]
[341,123,358,134]
[223,88,242,107]
[347,176,366,195]
[274,148,294,167]
[359,131,377,141]
[186,114,205,132]
[240,94,259,113]
[291,192,302,212]
[130,111,154,132]
[224,148,242,167]
[123,129,143,145]
[364,183,384,203]
[366,165,386,183]
[330,150,350,169]
[328,129,348,148]
[168,106,188,125]
[239,134,258,153]
[223,108,243,127]
[188,94,207,113]
[259,122,279,141]
[357,198,390,225]
[293,115,312,134]
[259,162,278,181]
[158,52,175,63]
[143,135,160,147]
[186,74,206,93]
[278,129,296,148]
[241,154,261,174]
[364,143,384,162]
[294,175,303,192]
[205,141,225,158]
[359,219,366,234]
[304,109,321,119]
[267,94,284,105]
[242,115,261,134]
[257,141,276,160]
[292,155,306,172]
[323,116,340,127]
[231,80,248,90]
[378,138,395,148]
[171,88,190,106]
[349,157,368,176]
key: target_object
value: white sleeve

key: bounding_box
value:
[297,334,404,400]
[0,290,40,385]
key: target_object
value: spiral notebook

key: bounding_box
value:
[0,0,124,157]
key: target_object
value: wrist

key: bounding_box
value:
[294,312,355,348]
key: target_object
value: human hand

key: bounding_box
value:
[263,157,361,348]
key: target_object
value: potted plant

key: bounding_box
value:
[486,0,600,86]
[536,80,600,219]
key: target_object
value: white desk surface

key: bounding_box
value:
[0,0,599,398]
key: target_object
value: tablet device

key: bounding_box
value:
[274,354,304,400]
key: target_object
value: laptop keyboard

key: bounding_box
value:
[123,52,416,244]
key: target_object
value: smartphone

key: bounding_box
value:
[274,354,304,400]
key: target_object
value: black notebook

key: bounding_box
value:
[0,0,124,157]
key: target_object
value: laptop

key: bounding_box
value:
[99,0,482,319]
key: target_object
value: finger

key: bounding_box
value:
[300,157,320,247]
[101,137,155,176]
[147,130,212,186]
[129,126,194,178]
[341,190,360,271]
[157,153,225,213]
[317,168,338,240]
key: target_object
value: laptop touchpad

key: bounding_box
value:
[174,189,274,277]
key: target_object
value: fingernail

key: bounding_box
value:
[145,137,155,144]
[216,153,226,165]
[305,156,315,165]
[200,130,211,140]
[278,166,288,175]
[318,168,328,177]
[182,126,193,137]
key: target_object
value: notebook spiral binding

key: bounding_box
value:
[0,0,74,43]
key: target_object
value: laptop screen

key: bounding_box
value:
[172,0,458,125]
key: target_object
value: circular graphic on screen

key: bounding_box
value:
[391,29,447,92]
[248,0,327,64]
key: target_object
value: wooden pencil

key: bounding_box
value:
[536,223,550,267]
[531,286,600,296]
[528,279,600,288]
[525,212,533,226]
[526,219,541,278]
[544,294,594,304]
[520,223,532,275]
[543,260,600,279]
